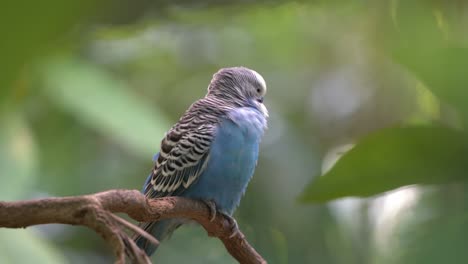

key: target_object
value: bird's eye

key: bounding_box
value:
[256,88,261,93]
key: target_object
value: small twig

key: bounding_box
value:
[108,213,159,247]
[0,189,267,264]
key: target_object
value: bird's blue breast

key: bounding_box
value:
[184,107,267,215]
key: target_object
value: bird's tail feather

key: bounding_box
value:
[134,219,180,257]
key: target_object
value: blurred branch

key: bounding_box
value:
[0,190,267,264]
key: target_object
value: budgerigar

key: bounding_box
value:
[134,67,268,257]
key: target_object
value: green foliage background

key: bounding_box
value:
[2,1,468,263]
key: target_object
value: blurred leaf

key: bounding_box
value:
[0,1,101,101]
[300,126,468,203]
[0,111,38,200]
[406,82,440,125]
[40,56,170,158]
[385,2,468,122]
[0,229,66,264]
[394,45,468,122]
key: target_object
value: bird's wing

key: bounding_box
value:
[143,123,216,198]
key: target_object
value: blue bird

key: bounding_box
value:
[134,67,268,257]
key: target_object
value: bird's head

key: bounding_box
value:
[207,67,268,117]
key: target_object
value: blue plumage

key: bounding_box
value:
[134,67,268,257]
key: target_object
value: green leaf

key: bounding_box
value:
[40,56,170,158]
[300,126,468,203]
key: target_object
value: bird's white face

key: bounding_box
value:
[248,69,269,118]
[251,70,267,96]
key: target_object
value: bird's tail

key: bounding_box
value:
[134,219,180,257]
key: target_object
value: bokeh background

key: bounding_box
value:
[2,1,468,263]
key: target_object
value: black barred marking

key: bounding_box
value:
[192,147,204,155]
[166,165,176,173]
[161,142,172,153]
[179,142,191,149]
[185,155,196,163]
[167,131,182,141]
[174,159,183,168]
[171,151,182,158]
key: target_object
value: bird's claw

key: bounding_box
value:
[221,213,241,238]
[202,199,217,222]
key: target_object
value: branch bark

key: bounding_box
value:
[0,189,266,264]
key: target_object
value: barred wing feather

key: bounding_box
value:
[144,127,214,198]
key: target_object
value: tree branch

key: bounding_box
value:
[0,190,266,264]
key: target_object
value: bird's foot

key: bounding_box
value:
[220,213,241,239]
[201,199,217,222]
[200,200,241,238]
